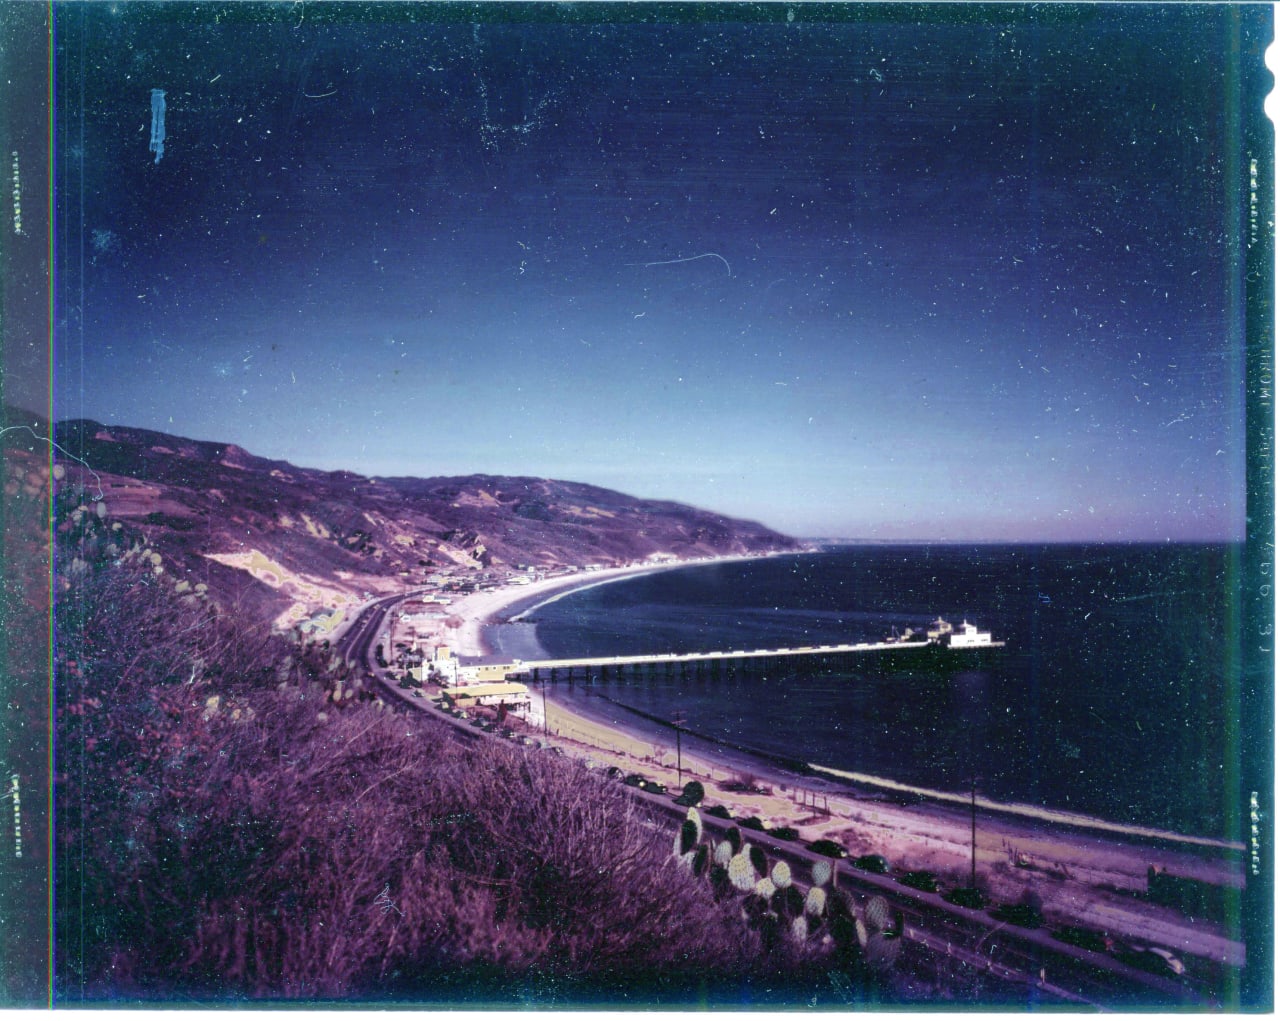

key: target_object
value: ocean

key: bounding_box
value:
[487,545,1245,842]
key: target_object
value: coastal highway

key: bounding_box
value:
[329,595,1231,1007]
[333,592,410,667]
[371,673,1233,1009]
[626,793,1231,1009]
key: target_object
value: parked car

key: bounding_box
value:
[623,773,648,788]
[898,870,940,893]
[469,717,486,727]
[646,781,668,795]
[806,839,848,859]
[1052,926,1114,954]
[852,854,890,874]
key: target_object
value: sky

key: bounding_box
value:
[25,2,1267,541]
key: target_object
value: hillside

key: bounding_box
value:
[5,409,797,628]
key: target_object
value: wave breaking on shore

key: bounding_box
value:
[807,763,1245,852]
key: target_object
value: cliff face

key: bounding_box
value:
[16,412,796,624]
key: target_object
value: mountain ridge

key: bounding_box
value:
[5,408,798,629]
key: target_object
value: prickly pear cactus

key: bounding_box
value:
[865,894,894,935]
[770,860,792,889]
[685,806,703,843]
[753,876,777,899]
[748,844,768,877]
[790,915,810,944]
[811,859,832,888]
[714,839,733,867]
[804,885,827,917]
[673,817,700,857]
[726,826,743,855]
[728,850,757,892]
[773,884,805,920]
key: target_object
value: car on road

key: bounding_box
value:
[806,839,848,859]
[898,870,940,893]
[852,854,890,874]
[705,805,732,819]
[411,690,423,698]
[646,781,668,795]
[623,773,649,789]
[737,816,766,831]
[469,718,486,727]
[769,826,800,841]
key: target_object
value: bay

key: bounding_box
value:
[498,544,1242,841]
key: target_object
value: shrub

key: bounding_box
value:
[674,780,705,806]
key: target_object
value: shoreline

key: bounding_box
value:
[448,551,782,659]
[441,555,1246,966]
[462,557,1243,854]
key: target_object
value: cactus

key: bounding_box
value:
[674,817,700,857]
[770,860,792,889]
[726,826,743,855]
[790,915,810,944]
[692,843,709,877]
[685,806,703,843]
[748,844,768,877]
[713,839,733,867]
[728,850,757,892]
[773,884,805,920]
[829,887,856,919]
[811,859,832,888]
[804,885,827,917]
[753,876,777,899]
[865,894,894,935]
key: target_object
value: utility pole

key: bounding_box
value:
[672,711,686,787]
[970,776,979,889]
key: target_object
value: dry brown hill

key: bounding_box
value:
[6,410,796,626]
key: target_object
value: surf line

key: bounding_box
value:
[508,568,668,622]
[808,763,1245,852]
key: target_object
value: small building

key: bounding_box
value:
[459,661,523,683]
[442,682,531,712]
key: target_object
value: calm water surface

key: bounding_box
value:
[491,545,1243,840]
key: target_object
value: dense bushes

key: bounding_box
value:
[52,501,773,1001]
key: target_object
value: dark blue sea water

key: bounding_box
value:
[494,545,1244,841]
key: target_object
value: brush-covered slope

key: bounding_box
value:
[7,409,797,625]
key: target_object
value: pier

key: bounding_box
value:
[484,620,1004,683]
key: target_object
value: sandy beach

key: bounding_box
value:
[444,553,775,659]
[441,561,1247,972]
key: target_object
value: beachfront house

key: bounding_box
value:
[441,682,533,719]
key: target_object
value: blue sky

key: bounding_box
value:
[41,3,1261,540]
